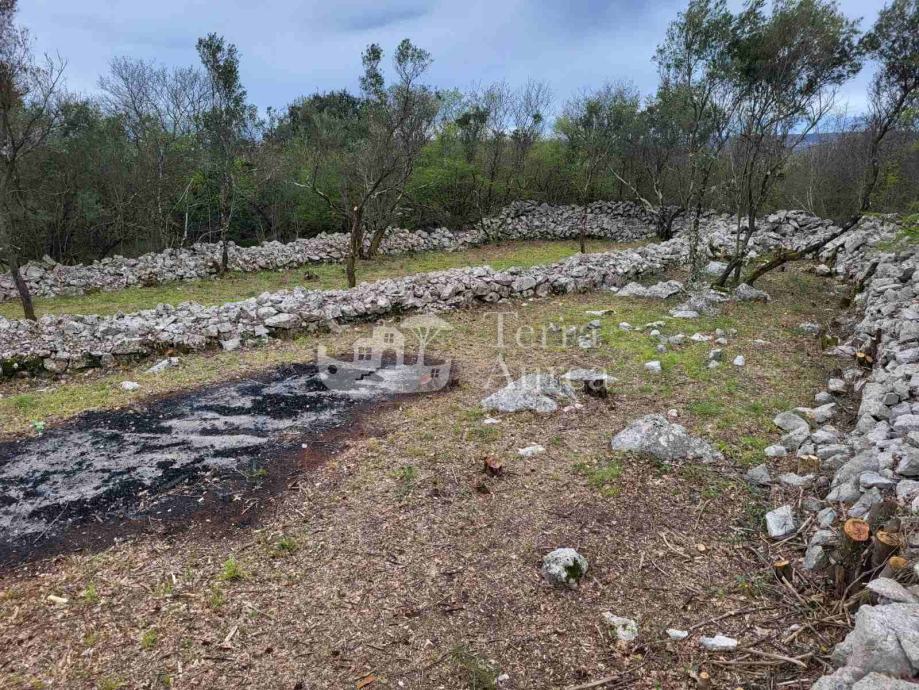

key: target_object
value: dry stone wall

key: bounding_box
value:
[0,201,660,303]
[0,209,846,376]
[714,214,919,688]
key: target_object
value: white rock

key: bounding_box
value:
[541,548,588,589]
[120,381,140,391]
[601,613,638,642]
[765,505,796,539]
[518,444,546,457]
[700,634,737,651]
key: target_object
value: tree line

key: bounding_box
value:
[0,0,917,318]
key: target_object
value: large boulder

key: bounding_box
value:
[815,603,919,687]
[610,414,723,462]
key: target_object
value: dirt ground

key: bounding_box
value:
[0,267,852,689]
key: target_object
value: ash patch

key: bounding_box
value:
[0,362,432,564]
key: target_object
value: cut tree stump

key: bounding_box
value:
[871,530,902,571]
[773,559,793,584]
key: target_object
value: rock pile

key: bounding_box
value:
[477,199,668,242]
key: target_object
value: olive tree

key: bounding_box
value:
[744,0,919,283]
[654,0,737,281]
[716,0,861,286]
[304,39,439,287]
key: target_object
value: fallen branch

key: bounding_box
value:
[742,214,861,286]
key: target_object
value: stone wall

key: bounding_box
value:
[0,209,848,376]
[726,215,919,688]
[0,201,660,303]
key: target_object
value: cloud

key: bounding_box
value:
[18,0,889,119]
[331,5,430,31]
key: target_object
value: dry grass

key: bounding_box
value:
[0,266,848,689]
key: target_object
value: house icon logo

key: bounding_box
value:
[316,314,453,395]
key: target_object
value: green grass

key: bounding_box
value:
[0,239,639,319]
[219,556,245,582]
[575,457,624,497]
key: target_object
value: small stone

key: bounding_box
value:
[779,472,815,488]
[816,506,837,528]
[774,411,809,433]
[866,578,919,604]
[827,378,847,394]
[601,613,638,642]
[708,349,723,362]
[815,391,834,405]
[745,464,772,486]
[734,283,770,302]
[611,414,723,463]
[541,548,588,589]
[145,357,179,374]
[666,628,689,640]
[220,338,241,352]
[700,634,737,651]
[644,360,662,374]
[803,544,828,571]
[120,381,140,391]
[518,444,546,457]
[859,471,897,491]
[764,444,787,458]
[765,505,796,539]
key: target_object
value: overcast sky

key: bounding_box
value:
[21,0,887,120]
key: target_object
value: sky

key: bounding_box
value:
[21,0,888,121]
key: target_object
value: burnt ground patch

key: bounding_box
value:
[0,358,452,568]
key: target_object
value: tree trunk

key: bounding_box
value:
[7,249,36,321]
[220,235,229,275]
[579,207,587,254]
[346,208,364,289]
[366,225,387,259]
[688,204,705,283]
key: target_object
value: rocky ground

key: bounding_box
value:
[0,266,848,689]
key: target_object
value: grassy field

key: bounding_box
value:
[0,265,848,689]
[0,238,638,319]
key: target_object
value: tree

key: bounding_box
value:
[744,0,919,284]
[99,57,207,250]
[715,0,861,286]
[557,84,639,252]
[196,33,249,273]
[0,0,65,320]
[304,39,439,287]
[653,0,737,281]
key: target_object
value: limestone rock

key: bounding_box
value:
[542,548,588,589]
[611,414,723,463]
